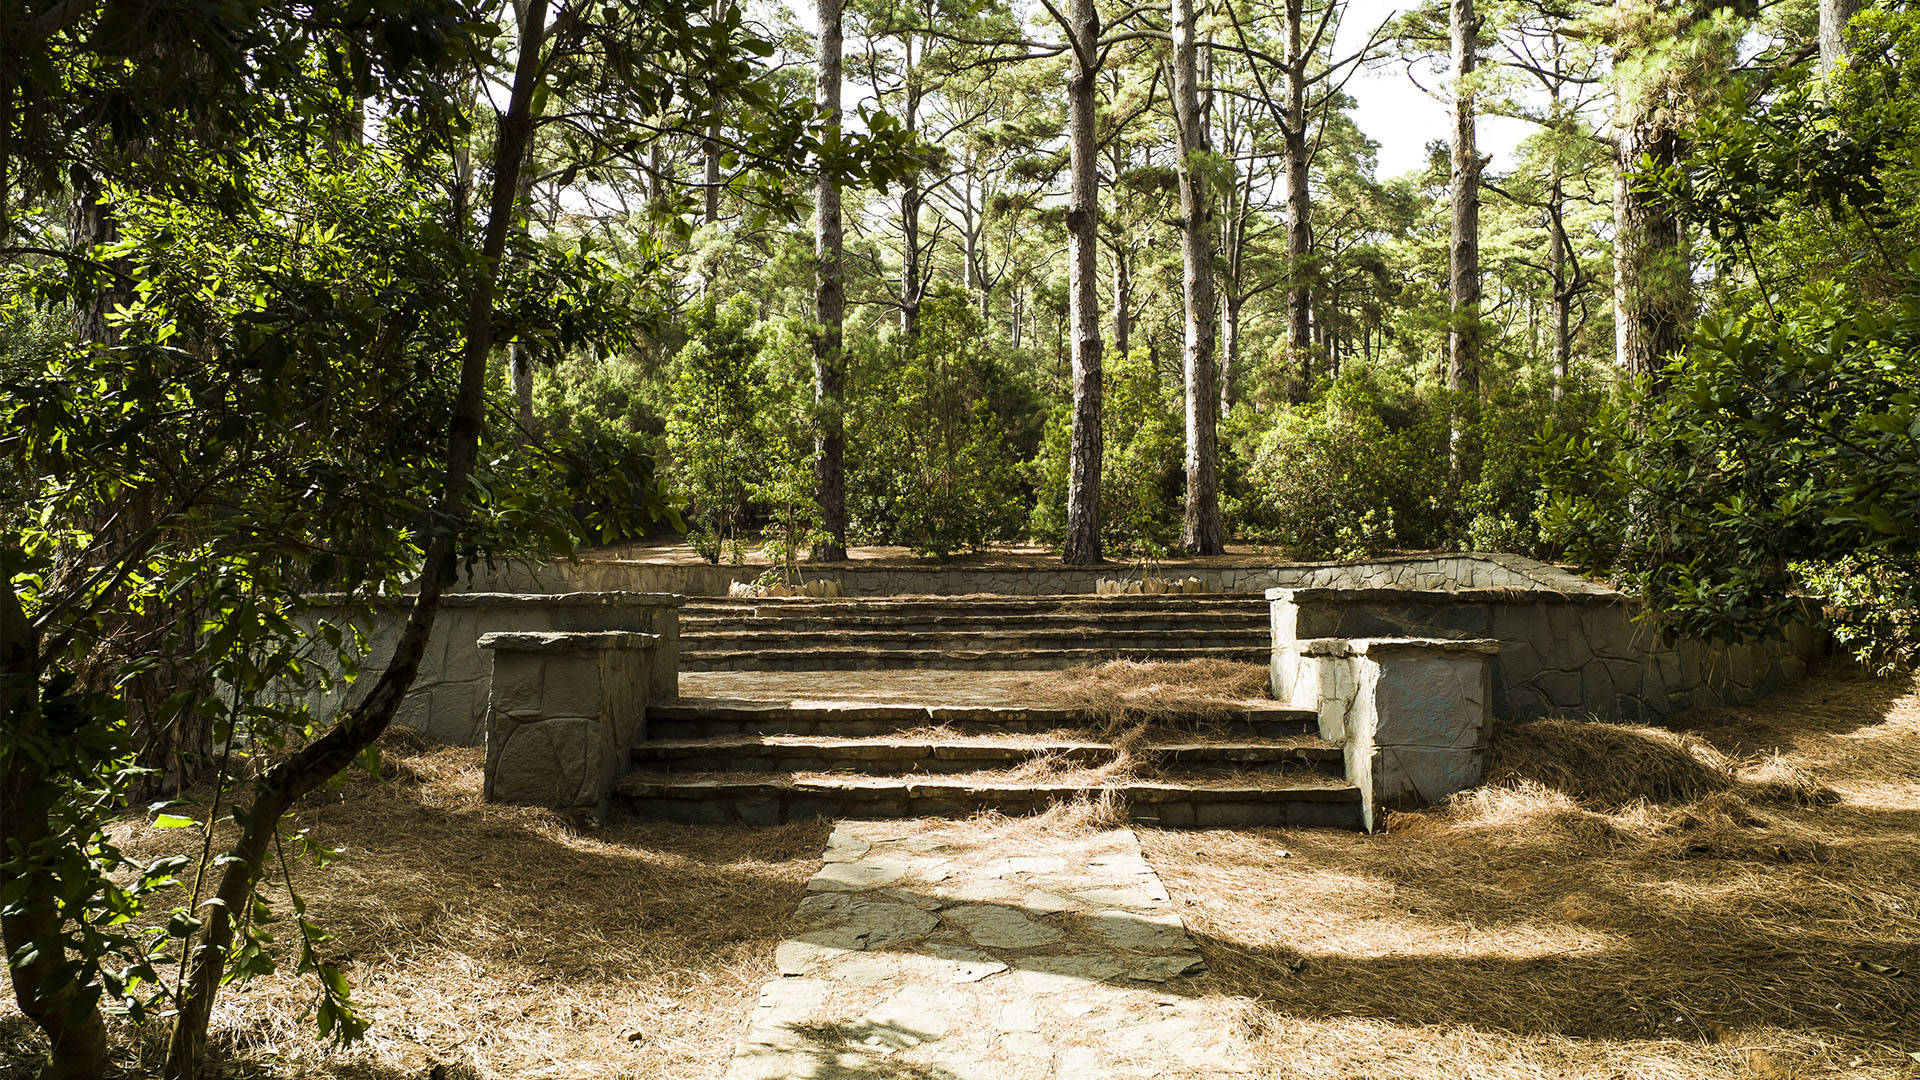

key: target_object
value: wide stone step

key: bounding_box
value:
[679,611,1271,633]
[645,700,1318,739]
[613,771,1365,829]
[680,627,1268,653]
[681,645,1273,671]
[628,733,1345,776]
[679,595,1271,618]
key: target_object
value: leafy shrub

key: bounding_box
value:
[662,297,767,562]
[1029,348,1183,558]
[850,289,1032,556]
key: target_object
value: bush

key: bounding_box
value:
[662,297,767,562]
[850,290,1032,556]
[1029,348,1183,559]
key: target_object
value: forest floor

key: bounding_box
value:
[2,664,1916,1079]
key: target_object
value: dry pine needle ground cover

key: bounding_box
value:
[0,740,827,1080]
[1142,665,1920,1080]
[3,664,1917,1079]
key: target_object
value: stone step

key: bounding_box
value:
[613,771,1365,829]
[628,733,1345,776]
[679,611,1271,632]
[680,627,1269,653]
[680,645,1273,671]
[645,700,1318,739]
[679,595,1270,618]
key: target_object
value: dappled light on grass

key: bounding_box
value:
[1141,666,1920,1080]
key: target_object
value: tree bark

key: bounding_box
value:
[812,0,848,561]
[1612,117,1685,385]
[1447,0,1481,398]
[1819,0,1863,72]
[161,1,552,1075]
[1061,0,1104,566]
[1548,175,1571,401]
[1170,0,1223,555]
[1,584,110,1080]
[1111,250,1130,357]
[703,0,726,224]
[1281,0,1312,402]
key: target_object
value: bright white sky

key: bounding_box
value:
[782,0,1538,182]
[1334,0,1529,178]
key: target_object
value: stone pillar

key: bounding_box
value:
[1282,636,1499,832]
[480,630,657,821]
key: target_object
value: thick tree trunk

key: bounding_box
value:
[1,585,110,1080]
[1447,0,1481,397]
[812,0,848,561]
[1612,117,1686,385]
[161,3,551,1076]
[1820,0,1863,72]
[704,0,726,224]
[1062,0,1104,566]
[1548,178,1571,401]
[1282,0,1312,402]
[1219,294,1241,414]
[1170,0,1223,555]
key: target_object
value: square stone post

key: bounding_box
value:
[480,630,657,821]
[1282,636,1499,832]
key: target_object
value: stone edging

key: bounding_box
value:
[477,630,660,651]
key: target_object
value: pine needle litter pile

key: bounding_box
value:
[1009,659,1275,729]
[0,736,828,1080]
[1141,665,1920,1080]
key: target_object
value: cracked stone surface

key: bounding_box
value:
[724,820,1253,1079]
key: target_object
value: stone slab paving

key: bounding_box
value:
[724,819,1253,1079]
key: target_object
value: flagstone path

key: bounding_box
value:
[724,819,1254,1079]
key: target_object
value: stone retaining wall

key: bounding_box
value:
[292,592,680,746]
[450,551,1587,597]
[1269,587,1826,723]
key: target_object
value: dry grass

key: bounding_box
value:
[1141,664,1920,1080]
[0,735,826,1080]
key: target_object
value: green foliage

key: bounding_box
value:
[1541,12,1920,667]
[851,290,1030,556]
[1029,350,1182,559]
[663,297,768,563]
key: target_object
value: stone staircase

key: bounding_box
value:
[615,691,1364,829]
[678,594,1272,671]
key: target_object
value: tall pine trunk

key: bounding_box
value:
[1282,0,1312,402]
[1447,0,1481,399]
[1612,116,1685,384]
[1062,0,1104,566]
[812,0,848,560]
[1819,0,1863,72]
[1171,0,1223,555]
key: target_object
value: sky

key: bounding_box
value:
[1333,0,1531,179]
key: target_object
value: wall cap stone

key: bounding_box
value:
[478,630,660,652]
[303,590,685,610]
[1296,636,1502,658]
[1266,585,1622,606]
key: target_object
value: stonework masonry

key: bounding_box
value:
[292,592,680,746]
[447,551,1584,598]
[1269,586,1826,724]
[480,630,656,820]
[1277,636,1500,830]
